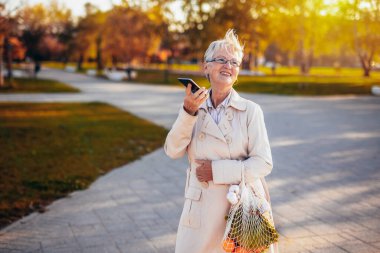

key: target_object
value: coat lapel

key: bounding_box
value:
[198,88,247,142]
[218,109,233,137]
[199,111,226,142]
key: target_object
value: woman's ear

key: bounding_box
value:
[203,62,210,81]
[203,62,208,72]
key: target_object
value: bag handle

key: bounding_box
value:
[240,164,246,189]
[240,164,245,185]
[240,165,258,197]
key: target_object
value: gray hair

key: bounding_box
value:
[204,29,244,63]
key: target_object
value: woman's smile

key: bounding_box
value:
[220,70,232,77]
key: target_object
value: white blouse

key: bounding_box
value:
[206,90,232,124]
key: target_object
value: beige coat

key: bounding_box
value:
[165,89,274,253]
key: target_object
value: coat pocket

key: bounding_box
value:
[181,186,202,229]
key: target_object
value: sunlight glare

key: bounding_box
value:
[323,0,338,5]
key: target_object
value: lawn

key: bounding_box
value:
[42,61,380,95]
[0,102,168,228]
[0,77,80,93]
[125,69,379,96]
[235,75,379,95]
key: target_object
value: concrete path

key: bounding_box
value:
[0,69,380,253]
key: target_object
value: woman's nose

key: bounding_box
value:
[224,61,233,68]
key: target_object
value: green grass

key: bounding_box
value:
[0,102,168,228]
[42,61,68,70]
[0,77,80,93]
[43,60,380,77]
[234,75,380,95]
[127,69,380,96]
[131,63,380,78]
[42,61,380,95]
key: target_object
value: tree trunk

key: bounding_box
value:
[0,35,4,87]
[299,39,309,75]
[5,36,13,84]
[364,68,370,77]
[242,52,252,70]
[164,55,171,83]
[287,53,294,67]
[301,54,307,74]
[254,40,259,69]
[77,52,84,71]
[360,56,371,77]
[359,53,372,77]
[111,54,117,69]
[307,49,314,74]
[96,34,103,72]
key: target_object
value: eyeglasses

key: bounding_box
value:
[207,58,241,68]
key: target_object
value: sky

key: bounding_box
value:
[10,0,183,19]
[11,0,130,17]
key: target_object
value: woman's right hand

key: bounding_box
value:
[183,84,209,116]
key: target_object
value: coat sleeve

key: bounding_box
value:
[164,105,198,159]
[212,105,273,184]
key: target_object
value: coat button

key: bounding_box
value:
[199,133,205,141]
[226,136,232,144]
[226,112,233,121]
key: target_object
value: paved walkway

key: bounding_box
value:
[0,69,380,253]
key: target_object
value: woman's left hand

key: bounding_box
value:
[195,160,213,182]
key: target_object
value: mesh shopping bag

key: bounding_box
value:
[222,172,279,253]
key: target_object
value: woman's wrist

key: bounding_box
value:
[183,105,197,116]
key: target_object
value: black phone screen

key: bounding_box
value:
[177,78,200,93]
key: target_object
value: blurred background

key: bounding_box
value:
[1,0,379,89]
[1,2,380,252]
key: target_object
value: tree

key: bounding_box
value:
[0,3,8,86]
[18,4,48,63]
[102,3,167,66]
[266,0,333,74]
[17,1,74,66]
[0,2,19,86]
[46,0,75,63]
[204,0,270,69]
[338,0,380,77]
[179,0,270,70]
[178,0,223,60]
[72,3,106,71]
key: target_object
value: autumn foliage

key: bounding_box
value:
[0,0,379,78]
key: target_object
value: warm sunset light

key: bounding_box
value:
[1,0,379,81]
[1,1,380,252]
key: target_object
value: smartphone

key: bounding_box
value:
[177,78,201,93]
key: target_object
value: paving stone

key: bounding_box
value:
[371,241,380,249]
[116,240,157,253]
[40,237,78,249]
[278,224,316,238]
[110,231,148,245]
[81,244,121,253]
[0,69,379,253]
[340,243,380,253]
[295,236,334,250]
[302,222,342,236]
[70,223,108,237]
[309,247,348,253]
[346,230,380,244]
[141,226,174,241]
[277,237,309,253]
[320,233,351,244]
[75,234,113,248]
[43,247,81,253]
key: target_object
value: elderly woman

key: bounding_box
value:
[165,30,277,253]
